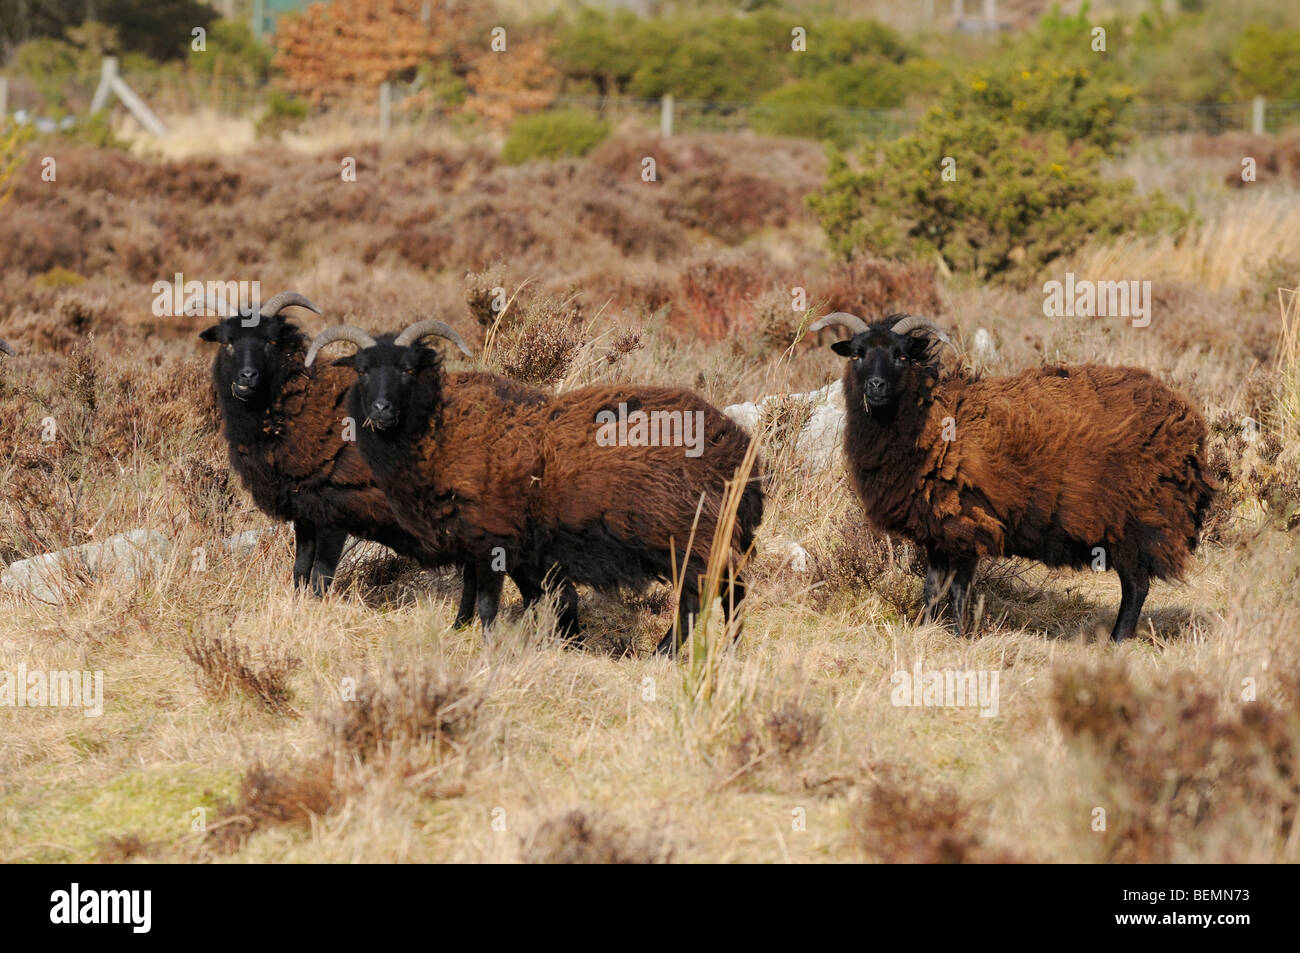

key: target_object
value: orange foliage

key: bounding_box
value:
[274,0,472,100]
[463,36,559,124]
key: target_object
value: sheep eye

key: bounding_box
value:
[222,343,234,353]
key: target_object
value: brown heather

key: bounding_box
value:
[0,131,1298,862]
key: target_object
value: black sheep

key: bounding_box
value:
[813,311,1215,642]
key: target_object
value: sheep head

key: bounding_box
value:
[197,290,321,402]
[812,312,951,412]
[305,320,471,432]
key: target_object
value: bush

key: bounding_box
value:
[187,19,273,84]
[1231,24,1300,101]
[255,89,309,140]
[501,110,609,164]
[949,65,1135,154]
[809,112,1190,285]
[0,120,32,211]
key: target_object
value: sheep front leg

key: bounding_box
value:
[309,526,349,596]
[292,520,317,591]
[453,561,479,628]
[474,557,504,638]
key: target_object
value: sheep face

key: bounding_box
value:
[830,326,934,411]
[199,314,296,403]
[333,338,440,432]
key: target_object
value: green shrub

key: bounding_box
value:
[949,64,1135,154]
[502,110,609,165]
[188,19,273,84]
[255,90,309,140]
[0,119,33,211]
[551,10,910,105]
[809,112,1190,286]
[1231,24,1300,100]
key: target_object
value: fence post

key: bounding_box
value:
[252,0,265,41]
[953,0,963,20]
[379,81,392,136]
[1251,95,1265,135]
[0,76,7,119]
[90,56,117,114]
[660,94,673,138]
[984,0,997,23]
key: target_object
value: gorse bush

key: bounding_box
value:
[809,112,1190,285]
[502,110,609,164]
[1231,24,1300,101]
[950,65,1135,154]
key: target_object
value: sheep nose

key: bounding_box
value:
[370,399,394,417]
[237,368,259,387]
[864,376,887,396]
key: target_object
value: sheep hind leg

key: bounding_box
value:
[922,550,952,625]
[948,558,978,638]
[1110,561,1150,643]
[553,579,581,641]
[292,520,317,591]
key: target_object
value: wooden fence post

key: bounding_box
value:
[380,82,392,135]
[660,94,674,138]
[1252,95,1266,135]
[90,56,117,114]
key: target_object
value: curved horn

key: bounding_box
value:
[890,314,956,349]
[304,326,377,367]
[0,340,14,356]
[257,291,322,319]
[808,311,869,335]
[393,319,473,357]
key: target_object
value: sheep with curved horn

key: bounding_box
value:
[312,318,764,652]
[816,312,1214,642]
[305,320,560,625]
[195,292,538,625]
[0,340,14,357]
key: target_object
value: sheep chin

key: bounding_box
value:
[230,381,249,402]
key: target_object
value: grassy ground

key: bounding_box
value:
[1,129,1298,863]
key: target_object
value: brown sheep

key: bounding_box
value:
[305,320,763,653]
[197,293,548,625]
[812,311,1215,642]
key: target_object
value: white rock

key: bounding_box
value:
[765,537,811,573]
[221,529,262,557]
[726,379,845,471]
[722,400,761,431]
[972,327,998,364]
[2,530,172,605]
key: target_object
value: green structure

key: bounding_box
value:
[252,0,315,39]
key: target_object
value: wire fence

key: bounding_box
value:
[5,67,1299,141]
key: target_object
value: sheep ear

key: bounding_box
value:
[198,325,222,342]
[830,340,853,357]
[330,355,356,368]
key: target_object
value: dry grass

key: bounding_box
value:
[1,133,1299,863]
